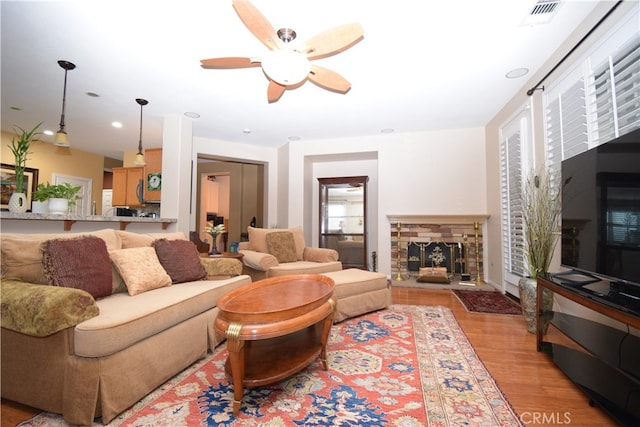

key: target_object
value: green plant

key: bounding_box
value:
[49,183,81,207]
[521,168,562,279]
[32,182,55,202]
[7,123,42,193]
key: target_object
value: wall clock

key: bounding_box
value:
[147,173,161,191]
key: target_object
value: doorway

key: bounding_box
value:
[52,173,92,215]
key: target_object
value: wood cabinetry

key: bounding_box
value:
[112,167,144,207]
[144,148,162,202]
[112,149,162,206]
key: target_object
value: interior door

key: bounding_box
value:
[52,173,92,215]
[318,176,368,269]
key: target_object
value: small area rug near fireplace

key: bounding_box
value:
[453,290,522,315]
[21,305,522,427]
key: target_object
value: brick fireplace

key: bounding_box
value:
[387,215,489,280]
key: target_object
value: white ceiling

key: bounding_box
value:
[1,0,607,160]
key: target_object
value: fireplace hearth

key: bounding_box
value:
[387,214,489,282]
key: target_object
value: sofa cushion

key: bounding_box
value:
[109,247,172,296]
[240,250,279,271]
[0,229,120,285]
[153,239,207,284]
[248,226,305,260]
[303,246,340,263]
[73,275,252,357]
[41,236,113,299]
[1,279,99,337]
[115,230,187,249]
[266,231,298,263]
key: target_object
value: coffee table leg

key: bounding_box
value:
[226,322,245,416]
[320,299,336,370]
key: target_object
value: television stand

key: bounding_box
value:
[536,276,640,425]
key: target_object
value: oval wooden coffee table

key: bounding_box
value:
[215,274,336,416]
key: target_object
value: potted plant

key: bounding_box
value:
[47,183,81,215]
[31,182,55,214]
[518,168,562,333]
[6,123,42,212]
[204,223,225,255]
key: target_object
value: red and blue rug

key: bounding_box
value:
[453,290,522,315]
[21,305,523,426]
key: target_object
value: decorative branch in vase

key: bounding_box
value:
[7,122,42,212]
[204,223,225,255]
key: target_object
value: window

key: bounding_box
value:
[545,8,640,170]
[500,108,533,284]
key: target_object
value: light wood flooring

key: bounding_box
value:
[2,286,617,426]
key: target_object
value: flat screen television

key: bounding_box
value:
[559,128,640,310]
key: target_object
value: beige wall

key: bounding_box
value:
[1,130,106,213]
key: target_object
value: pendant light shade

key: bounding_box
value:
[55,60,75,147]
[133,98,148,166]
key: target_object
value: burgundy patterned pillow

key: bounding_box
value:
[153,238,207,284]
[41,236,113,298]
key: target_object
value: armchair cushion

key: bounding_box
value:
[303,246,340,263]
[266,231,298,263]
[240,250,279,271]
[1,279,99,337]
[248,226,305,260]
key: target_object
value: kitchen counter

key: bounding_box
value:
[0,212,176,232]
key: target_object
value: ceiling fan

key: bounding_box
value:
[200,0,364,103]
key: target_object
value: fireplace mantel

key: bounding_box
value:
[386,214,489,225]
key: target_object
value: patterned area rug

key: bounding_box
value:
[453,290,522,315]
[21,305,522,426]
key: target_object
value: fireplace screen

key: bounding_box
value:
[407,242,466,274]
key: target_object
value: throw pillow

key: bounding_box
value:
[248,226,306,260]
[266,231,298,263]
[41,236,113,299]
[109,247,172,296]
[153,239,207,284]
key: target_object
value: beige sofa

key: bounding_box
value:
[0,229,251,425]
[239,226,342,281]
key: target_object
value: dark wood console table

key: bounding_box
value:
[536,276,640,425]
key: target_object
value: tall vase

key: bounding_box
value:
[8,192,28,213]
[518,276,554,334]
[208,235,219,256]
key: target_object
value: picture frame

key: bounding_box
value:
[1,163,39,211]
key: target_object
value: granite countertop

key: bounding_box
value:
[0,212,176,231]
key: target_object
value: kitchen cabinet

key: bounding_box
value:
[144,148,162,202]
[112,167,144,207]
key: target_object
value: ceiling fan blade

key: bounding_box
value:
[308,64,351,93]
[232,0,282,51]
[267,80,286,103]
[304,23,364,60]
[200,57,261,69]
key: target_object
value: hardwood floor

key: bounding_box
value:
[1,286,617,426]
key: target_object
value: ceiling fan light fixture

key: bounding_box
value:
[55,60,76,147]
[261,49,310,86]
[133,98,149,166]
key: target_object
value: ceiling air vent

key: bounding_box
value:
[522,0,561,25]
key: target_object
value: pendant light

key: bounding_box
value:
[133,98,148,166]
[54,60,76,147]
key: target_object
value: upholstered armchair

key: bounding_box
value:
[238,226,342,281]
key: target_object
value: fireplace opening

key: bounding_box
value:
[407,241,467,275]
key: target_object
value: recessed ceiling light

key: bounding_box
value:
[43,130,54,136]
[288,136,301,141]
[381,128,394,133]
[112,121,123,128]
[506,68,529,79]
[184,112,200,119]
[86,91,100,97]
[243,128,251,134]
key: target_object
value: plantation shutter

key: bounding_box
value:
[501,111,531,282]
